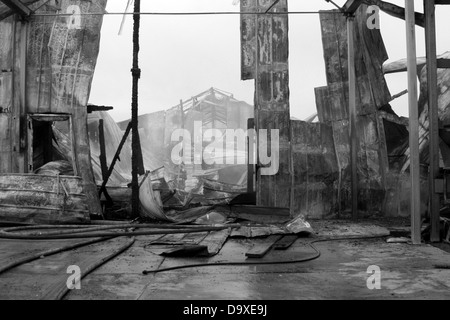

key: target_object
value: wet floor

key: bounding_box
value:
[1,220,449,300]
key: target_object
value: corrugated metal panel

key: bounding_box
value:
[26,0,107,114]
[250,0,292,210]
[291,120,339,219]
[319,8,391,119]
[0,0,108,217]
[317,6,390,214]
[240,0,257,80]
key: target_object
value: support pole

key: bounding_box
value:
[405,0,421,245]
[347,15,358,220]
[131,0,141,218]
[424,0,441,243]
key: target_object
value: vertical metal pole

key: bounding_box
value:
[131,0,141,217]
[405,0,422,245]
[347,16,358,220]
[424,0,441,243]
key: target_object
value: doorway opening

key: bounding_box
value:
[27,114,77,176]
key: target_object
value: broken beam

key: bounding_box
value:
[342,0,364,15]
[366,0,425,28]
[273,235,298,250]
[0,0,31,17]
[425,0,442,243]
[87,104,114,113]
[437,59,450,69]
[379,111,409,127]
[245,235,283,259]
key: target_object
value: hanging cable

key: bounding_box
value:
[31,11,342,17]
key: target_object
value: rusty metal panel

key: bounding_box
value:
[330,115,387,214]
[252,0,291,210]
[319,8,391,118]
[26,0,107,114]
[315,86,348,123]
[240,0,257,80]
[0,72,13,173]
[0,17,13,69]
[0,1,107,216]
[0,71,12,114]
[317,7,391,215]
[0,114,12,173]
[291,120,339,219]
[0,173,90,224]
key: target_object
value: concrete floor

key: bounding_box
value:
[1,220,449,300]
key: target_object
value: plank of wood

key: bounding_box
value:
[12,20,24,173]
[366,0,425,27]
[424,0,441,243]
[231,205,291,224]
[161,245,209,257]
[198,228,231,257]
[273,235,298,250]
[245,235,283,259]
[0,114,12,173]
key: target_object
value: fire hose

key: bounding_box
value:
[0,223,241,240]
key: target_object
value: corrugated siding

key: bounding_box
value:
[291,120,339,219]
[317,7,390,214]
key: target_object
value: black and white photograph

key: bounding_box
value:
[0,0,449,304]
